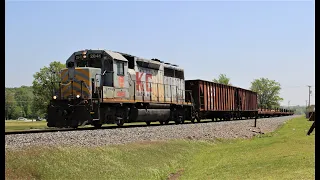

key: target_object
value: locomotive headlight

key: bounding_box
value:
[53,95,57,100]
[76,95,80,98]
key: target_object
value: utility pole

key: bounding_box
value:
[288,100,290,109]
[307,85,312,107]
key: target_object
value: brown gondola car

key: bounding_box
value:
[185,79,258,121]
[47,49,294,129]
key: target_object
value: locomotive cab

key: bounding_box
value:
[60,50,128,99]
[47,50,129,128]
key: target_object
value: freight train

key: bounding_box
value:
[47,49,294,128]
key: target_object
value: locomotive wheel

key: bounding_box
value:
[70,118,79,129]
[116,119,124,127]
[92,121,102,128]
[180,115,185,124]
[194,111,201,123]
[47,122,54,127]
[190,116,196,123]
[190,110,196,123]
[195,114,201,123]
[181,118,185,124]
[159,121,164,125]
[146,121,151,126]
[71,124,79,129]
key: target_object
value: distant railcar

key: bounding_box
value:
[258,108,295,117]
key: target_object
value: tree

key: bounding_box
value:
[250,78,283,109]
[213,74,231,85]
[5,89,16,119]
[11,106,24,119]
[14,86,33,118]
[32,61,65,115]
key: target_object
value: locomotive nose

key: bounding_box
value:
[47,105,69,128]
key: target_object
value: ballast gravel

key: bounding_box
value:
[5,116,298,150]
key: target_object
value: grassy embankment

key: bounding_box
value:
[5,120,48,132]
[5,116,314,180]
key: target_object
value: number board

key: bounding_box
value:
[74,53,102,60]
[88,53,102,59]
[75,54,82,60]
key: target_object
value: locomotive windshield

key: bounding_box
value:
[76,60,88,67]
[74,53,102,68]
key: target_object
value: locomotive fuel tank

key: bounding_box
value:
[129,108,171,122]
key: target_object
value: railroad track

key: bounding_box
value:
[5,121,184,135]
[5,117,263,135]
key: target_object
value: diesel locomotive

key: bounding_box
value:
[47,49,194,128]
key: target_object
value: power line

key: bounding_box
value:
[281,85,315,89]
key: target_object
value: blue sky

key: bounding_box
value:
[5,1,315,106]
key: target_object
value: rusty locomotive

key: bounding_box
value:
[47,49,294,128]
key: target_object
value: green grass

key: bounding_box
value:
[5,120,48,132]
[5,116,314,180]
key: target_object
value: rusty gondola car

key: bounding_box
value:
[185,80,258,121]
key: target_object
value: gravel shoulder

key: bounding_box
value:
[5,116,299,151]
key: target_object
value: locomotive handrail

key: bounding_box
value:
[52,76,191,104]
[60,82,72,86]
[127,80,187,103]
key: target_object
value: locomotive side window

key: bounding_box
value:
[104,59,113,71]
[103,59,113,86]
[122,54,135,69]
[164,67,174,77]
[67,62,74,68]
[175,70,184,79]
[116,60,124,76]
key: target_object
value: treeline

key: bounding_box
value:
[5,61,65,120]
[5,86,37,119]
[288,105,308,115]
